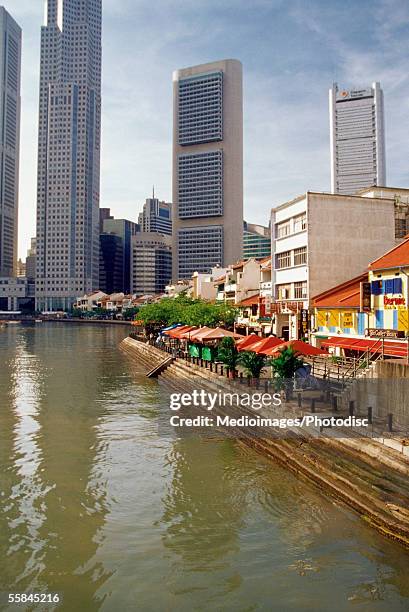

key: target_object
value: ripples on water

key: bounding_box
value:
[0,324,408,612]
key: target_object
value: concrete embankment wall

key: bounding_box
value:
[120,337,409,549]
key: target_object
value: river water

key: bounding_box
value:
[0,323,408,612]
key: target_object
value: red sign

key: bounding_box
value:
[384,295,405,308]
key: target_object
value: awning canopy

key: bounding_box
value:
[236,333,261,350]
[200,327,243,341]
[322,336,408,358]
[165,325,197,338]
[265,339,329,357]
[247,336,283,354]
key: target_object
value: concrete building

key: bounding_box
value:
[131,232,172,295]
[35,0,102,311]
[103,218,139,294]
[270,191,397,340]
[357,186,409,240]
[243,221,271,259]
[191,267,228,301]
[138,196,172,236]
[214,258,261,305]
[329,82,385,195]
[99,233,124,294]
[0,8,21,277]
[0,277,33,312]
[172,59,243,279]
[74,290,108,313]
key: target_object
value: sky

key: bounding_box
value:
[9,0,409,258]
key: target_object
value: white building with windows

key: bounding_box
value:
[271,191,397,340]
[0,8,21,278]
[35,0,102,311]
[329,82,386,195]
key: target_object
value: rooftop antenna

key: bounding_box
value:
[152,185,155,200]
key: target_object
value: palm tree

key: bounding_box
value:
[269,347,305,392]
[237,351,266,378]
[217,336,239,377]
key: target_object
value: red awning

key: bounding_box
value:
[322,336,408,358]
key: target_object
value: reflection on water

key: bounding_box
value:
[0,324,408,611]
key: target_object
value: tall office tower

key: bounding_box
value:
[172,59,243,280]
[329,82,386,195]
[102,217,139,294]
[35,0,102,311]
[99,233,124,294]
[0,8,21,277]
[131,232,172,295]
[138,195,172,236]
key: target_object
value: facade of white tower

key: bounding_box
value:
[329,82,386,195]
[35,0,102,311]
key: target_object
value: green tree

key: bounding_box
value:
[217,336,239,377]
[137,295,238,329]
[237,351,266,378]
[269,347,305,388]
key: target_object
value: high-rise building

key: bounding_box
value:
[102,218,139,294]
[35,0,102,311]
[0,8,21,278]
[243,221,271,259]
[99,233,124,294]
[26,237,37,280]
[329,82,386,195]
[172,59,243,280]
[138,195,172,236]
[131,232,172,295]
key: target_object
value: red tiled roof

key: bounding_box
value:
[312,273,367,308]
[237,294,260,307]
[368,236,409,270]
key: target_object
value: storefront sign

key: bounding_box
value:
[299,309,309,337]
[343,312,353,328]
[264,295,272,315]
[360,282,371,313]
[384,295,406,309]
[366,328,405,339]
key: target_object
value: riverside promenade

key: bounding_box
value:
[121,335,409,549]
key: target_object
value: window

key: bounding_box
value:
[276,284,291,300]
[294,281,307,299]
[294,247,307,266]
[293,214,306,233]
[276,251,291,269]
[276,220,290,238]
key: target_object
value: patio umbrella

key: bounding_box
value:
[248,336,284,354]
[200,327,243,341]
[165,325,195,338]
[265,339,329,357]
[183,326,214,341]
[236,333,261,350]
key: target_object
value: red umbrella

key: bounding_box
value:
[265,339,328,357]
[236,333,262,351]
[247,336,284,354]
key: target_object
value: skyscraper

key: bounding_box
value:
[172,59,243,280]
[329,82,386,195]
[0,8,21,278]
[138,195,172,236]
[35,0,102,311]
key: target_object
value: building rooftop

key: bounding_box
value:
[368,235,409,270]
[237,294,260,307]
[312,273,367,308]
